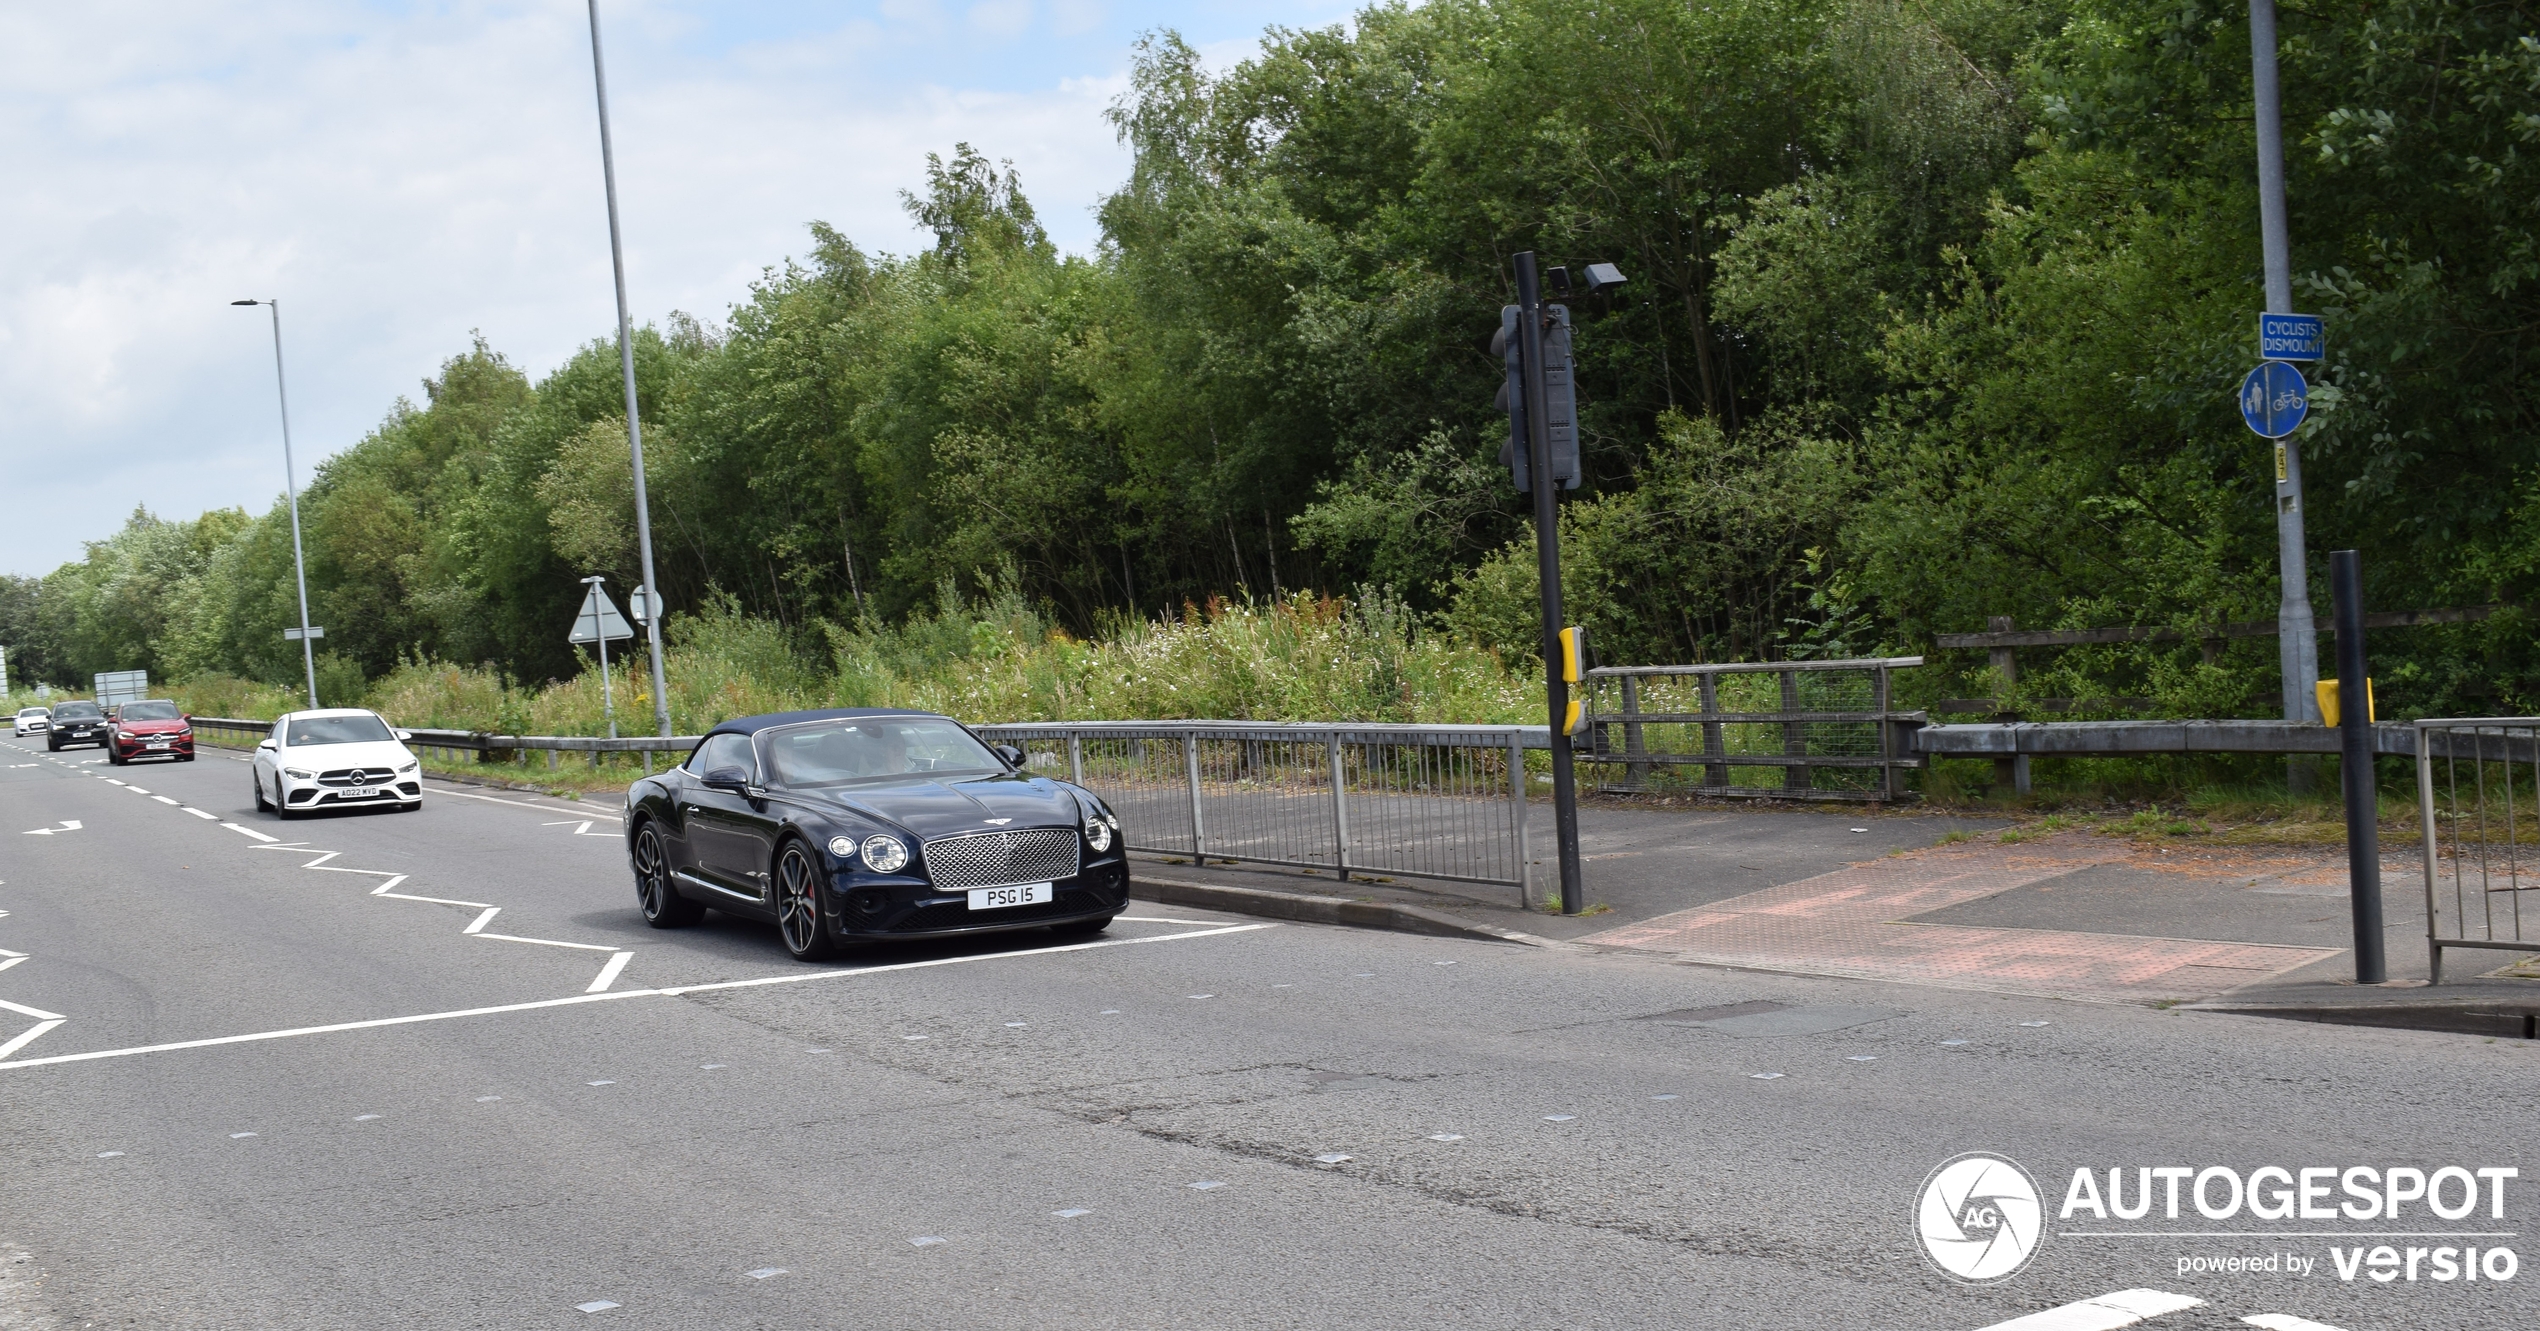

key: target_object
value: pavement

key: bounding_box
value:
[3,737,2536,1329]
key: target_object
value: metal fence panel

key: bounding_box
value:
[1578,657,1926,802]
[980,721,1535,906]
[2417,718,2540,983]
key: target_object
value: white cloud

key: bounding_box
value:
[0,0,1142,574]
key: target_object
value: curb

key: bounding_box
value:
[2185,999,2540,1039]
[1131,874,1562,948]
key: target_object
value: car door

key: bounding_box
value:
[679,733,774,907]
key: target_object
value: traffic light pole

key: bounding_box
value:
[1515,252,1586,915]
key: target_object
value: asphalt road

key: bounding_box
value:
[0,737,2532,1330]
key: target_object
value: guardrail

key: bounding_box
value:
[1913,719,2425,759]
[976,721,1538,907]
[2415,718,2540,983]
[188,716,702,771]
[1576,657,1927,803]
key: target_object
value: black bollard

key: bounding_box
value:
[2330,549,2386,983]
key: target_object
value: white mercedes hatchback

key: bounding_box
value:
[252,708,423,818]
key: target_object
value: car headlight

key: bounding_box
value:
[1084,816,1113,852]
[284,768,314,780]
[396,761,418,774]
[827,836,854,857]
[860,834,909,873]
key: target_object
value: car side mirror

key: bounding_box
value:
[257,739,276,751]
[992,743,1027,769]
[394,729,414,742]
[701,766,754,794]
[182,714,192,724]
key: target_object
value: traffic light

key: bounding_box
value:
[1492,304,1580,492]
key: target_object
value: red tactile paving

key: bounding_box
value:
[1578,845,2343,1003]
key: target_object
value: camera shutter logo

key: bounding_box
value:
[1915,1152,2046,1283]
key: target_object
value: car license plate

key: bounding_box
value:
[343,786,378,799]
[967,883,1053,911]
[147,741,171,749]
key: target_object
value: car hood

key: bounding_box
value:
[278,740,413,772]
[120,719,188,734]
[788,773,1088,842]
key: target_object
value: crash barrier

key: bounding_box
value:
[2415,719,2540,984]
[975,721,1539,907]
[1576,657,1927,803]
[1913,719,2425,759]
[187,716,702,772]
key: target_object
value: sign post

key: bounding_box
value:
[570,577,636,744]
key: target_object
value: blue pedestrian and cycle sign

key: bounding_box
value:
[2239,361,2308,439]
[2258,312,2325,362]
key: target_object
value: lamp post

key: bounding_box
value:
[582,0,674,747]
[2250,0,2321,790]
[232,298,322,709]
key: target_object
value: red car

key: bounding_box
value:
[108,699,195,765]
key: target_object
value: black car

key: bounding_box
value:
[46,701,109,751]
[623,708,1128,959]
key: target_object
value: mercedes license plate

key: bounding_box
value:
[342,786,378,799]
[967,883,1053,911]
[147,741,171,749]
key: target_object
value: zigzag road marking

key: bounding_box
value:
[253,844,634,990]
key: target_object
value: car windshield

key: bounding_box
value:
[15,709,44,719]
[762,718,1004,787]
[121,701,180,721]
[286,714,395,746]
[53,703,100,720]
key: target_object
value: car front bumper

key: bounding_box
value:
[830,861,1130,938]
[114,735,194,759]
[282,780,424,808]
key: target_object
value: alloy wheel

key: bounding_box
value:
[777,846,821,954]
[634,828,669,918]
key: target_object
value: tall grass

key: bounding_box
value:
[157,589,1540,737]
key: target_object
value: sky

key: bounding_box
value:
[0,0,1350,577]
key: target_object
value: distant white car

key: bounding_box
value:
[12,707,48,736]
[251,708,423,818]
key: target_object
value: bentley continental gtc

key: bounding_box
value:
[623,709,1127,959]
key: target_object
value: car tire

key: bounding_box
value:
[253,775,272,812]
[1048,914,1118,937]
[632,822,704,928]
[773,839,844,961]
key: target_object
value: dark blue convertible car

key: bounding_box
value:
[623,708,1127,959]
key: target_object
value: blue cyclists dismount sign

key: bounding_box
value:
[2239,361,2308,439]
[2258,312,2325,362]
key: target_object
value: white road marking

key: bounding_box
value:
[123,787,148,795]
[2242,1316,2349,1331]
[0,922,1274,1070]
[440,788,616,818]
[222,824,278,842]
[21,821,80,836]
[463,907,501,935]
[1971,1289,2203,1331]
[150,796,179,806]
[477,932,616,952]
[586,951,634,993]
[0,1019,66,1062]
[181,808,216,820]
[0,998,66,1022]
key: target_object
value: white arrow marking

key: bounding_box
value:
[21,820,80,836]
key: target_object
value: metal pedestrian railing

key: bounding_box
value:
[2416,718,2540,983]
[976,721,1538,907]
[1576,657,1927,802]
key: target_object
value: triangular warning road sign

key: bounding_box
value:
[569,584,636,644]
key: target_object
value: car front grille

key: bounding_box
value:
[319,767,399,787]
[919,828,1080,889]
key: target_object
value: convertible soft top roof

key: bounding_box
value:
[699,707,941,741]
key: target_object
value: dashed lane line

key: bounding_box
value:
[0,922,1275,1071]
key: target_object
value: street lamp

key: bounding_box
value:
[232,298,322,710]
[582,0,675,748]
